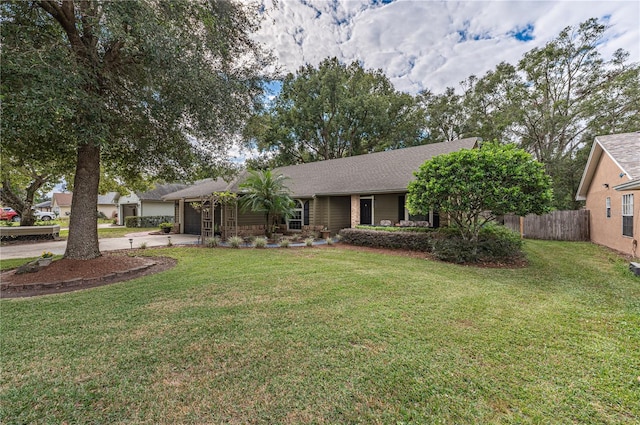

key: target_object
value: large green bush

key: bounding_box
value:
[432,224,523,263]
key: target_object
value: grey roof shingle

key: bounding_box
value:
[162,178,238,201]
[596,132,640,179]
[164,138,479,200]
[576,131,640,200]
[139,183,190,201]
[267,137,479,197]
[97,192,118,205]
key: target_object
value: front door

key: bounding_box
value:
[360,198,373,225]
[184,203,201,235]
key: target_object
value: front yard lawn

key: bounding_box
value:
[1,241,638,424]
[58,226,158,239]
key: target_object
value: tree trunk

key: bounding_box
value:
[65,143,101,259]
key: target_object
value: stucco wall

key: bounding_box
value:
[98,205,118,219]
[586,153,639,256]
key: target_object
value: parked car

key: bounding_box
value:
[0,207,20,222]
[33,209,56,221]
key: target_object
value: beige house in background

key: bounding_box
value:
[117,184,187,225]
[163,138,479,238]
[576,132,640,257]
[51,192,72,217]
[97,192,119,219]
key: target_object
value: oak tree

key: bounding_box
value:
[1,0,269,258]
[248,57,426,165]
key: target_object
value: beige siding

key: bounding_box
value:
[375,194,403,225]
[311,196,351,235]
[586,153,639,256]
[237,210,265,227]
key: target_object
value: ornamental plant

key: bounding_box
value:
[407,141,553,256]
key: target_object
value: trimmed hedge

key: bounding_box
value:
[355,225,432,233]
[124,216,174,228]
[339,228,437,252]
[340,224,524,264]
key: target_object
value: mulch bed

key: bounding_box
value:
[1,253,177,298]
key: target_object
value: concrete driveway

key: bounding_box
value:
[0,231,200,260]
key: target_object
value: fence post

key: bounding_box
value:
[519,216,524,239]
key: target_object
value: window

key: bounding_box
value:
[606,197,611,218]
[287,200,309,230]
[622,194,634,237]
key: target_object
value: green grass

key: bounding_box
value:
[58,227,157,238]
[0,255,63,271]
[1,241,638,424]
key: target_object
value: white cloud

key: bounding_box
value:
[254,0,640,94]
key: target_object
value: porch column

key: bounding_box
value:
[351,195,360,228]
[178,199,185,234]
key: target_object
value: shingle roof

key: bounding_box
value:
[138,183,190,201]
[97,192,119,205]
[52,192,72,207]
[576,132,640,200]
[597,132,640,179]
[164,138,479,200]
[162,178,237,201]
[35,200,51,208]
[267,137,479,197]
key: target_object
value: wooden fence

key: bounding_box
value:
[503,210,589,241]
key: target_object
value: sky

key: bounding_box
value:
[253,0,640,95]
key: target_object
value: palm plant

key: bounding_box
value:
[239,170,295,238]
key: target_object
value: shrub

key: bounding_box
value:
[325,237,334,246]
[138,242,148,249]
[227,236,244,248]
[432,224,523,263]
[339,228,435,252]
[125,215,175,228]
[355,225,432,233]
[253,237,268,248]
[304,237,314,247]
[205,236,221,248]
[279,238,290,248]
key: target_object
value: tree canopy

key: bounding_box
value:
[1,0,269,258]
[246,57,426,166]
[420,18,639,210]
[407,142,553,249]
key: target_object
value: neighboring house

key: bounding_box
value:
[51,192,72,217]
[576,132,640,257]
[35,200,52,212]
[117,183,188,225]
[97,192,119,219]
[163,138,479,237]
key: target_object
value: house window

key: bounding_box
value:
[622,194,634,237]
[287,200,308,230]
[606,197,611,218]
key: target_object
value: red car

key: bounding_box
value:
[1,207,20,222]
